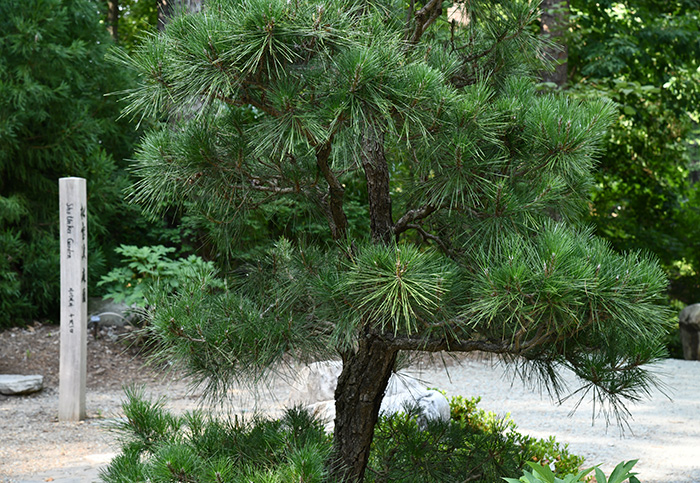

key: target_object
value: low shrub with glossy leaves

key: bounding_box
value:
[503,459,641,483]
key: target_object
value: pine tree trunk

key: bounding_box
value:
[360,125,394,245]
[330,334,398,482]
[328,122,397,482]
[540,0,569,87]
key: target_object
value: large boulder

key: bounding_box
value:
[287,361,450,431]
[0,374,43,395]
[679,303,700,360]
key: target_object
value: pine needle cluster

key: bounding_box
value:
[101,388,331,483]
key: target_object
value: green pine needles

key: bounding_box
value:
[101,390,587,483]
[112,0,672,480]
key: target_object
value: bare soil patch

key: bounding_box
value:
[0,322,157,391]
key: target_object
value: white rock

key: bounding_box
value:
[0,374,44,395]
[380,389,451,426]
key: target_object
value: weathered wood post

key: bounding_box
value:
[59,177,87,421]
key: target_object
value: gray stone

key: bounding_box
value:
[88,297,139,327]
[380,388,451,428]
[679,303,700,360]
[0,374,44,395]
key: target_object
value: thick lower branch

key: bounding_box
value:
[377,328,573,356]
[381,334,510,353]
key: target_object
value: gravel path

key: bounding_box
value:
[1,356,699,482]
[405,357,700,483]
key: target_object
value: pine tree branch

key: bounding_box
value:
[236,88,281,117]
[382,334,510,353]
[407,0,443,44]
[316,141,348,240]
[379,317,595,356]
[455,26,524,62]
[405,223,453,255]
[451,3,536,61]
[393,204,438,234]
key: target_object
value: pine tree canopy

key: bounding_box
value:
[114,1,671,480]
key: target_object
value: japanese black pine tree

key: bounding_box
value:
[113,1,670,481]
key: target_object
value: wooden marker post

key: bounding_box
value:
[59,177,87,421]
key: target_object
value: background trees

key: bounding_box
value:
[561,0,700,304]
[0,0,175,327]
[114,1,670,481]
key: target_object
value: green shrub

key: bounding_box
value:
[97,245,224,306]
[366,396,584,483]
[101,388,331,483]
[103,390,587,483]
[450,396,584,476]
[523,435,586,477]
[504,459,640,483]
[368,402,524,482]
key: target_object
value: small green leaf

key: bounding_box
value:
[607,460,638,483]
[526,462,556,483]
[594,467,607,483]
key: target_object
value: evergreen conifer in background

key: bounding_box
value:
[114,1,671,481]
[0,0,145,326]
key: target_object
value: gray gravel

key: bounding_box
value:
[2,357,699,482]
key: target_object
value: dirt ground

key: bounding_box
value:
[0,322,295,482]
[0,323,196,482]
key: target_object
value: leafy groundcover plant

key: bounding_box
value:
[504,459,641,483]
[97,245,224,307]
[101,389,587,483]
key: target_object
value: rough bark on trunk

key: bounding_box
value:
[360,125,394,245]
[540,0,569,87]
[328,122,397,482]
[316,141,349,240]
[330,334,398,482]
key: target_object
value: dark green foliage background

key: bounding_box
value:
[568,0,700,303]
[0,0,175,327]
[2,0,697,336]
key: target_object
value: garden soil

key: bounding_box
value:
[1,323,699,482]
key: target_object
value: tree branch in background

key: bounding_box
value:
[393,203,437,235]
[539,0,569,87]
[107,0,119,42]
[407,0,443,44]
[316,141,348,240]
